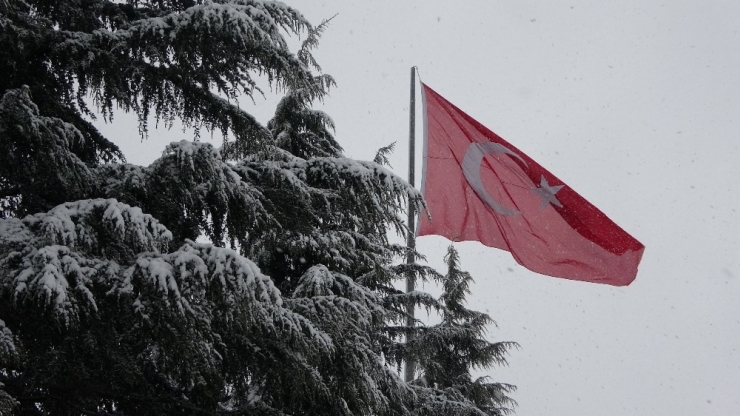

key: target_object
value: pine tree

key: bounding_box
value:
[411,246,518,416]
[0,0,515,414]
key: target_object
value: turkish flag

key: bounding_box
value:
[417,84,644,286]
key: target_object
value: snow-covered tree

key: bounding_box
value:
[411,246,518,416]
[0,0,515,414]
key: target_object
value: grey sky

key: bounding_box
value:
[98,1,740,415]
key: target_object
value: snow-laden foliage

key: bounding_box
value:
[410,246,518,415]
[3,0,330,140]
[1,0,515,414]
[0,319,17,364]
[288,265,413,415]
[0,380,19,416]
[98,140,271,248]
[0,199,170,326]
[268,87,342,159]
[238,154,423,292]
[0,200,342,414]
[0,87,98,217]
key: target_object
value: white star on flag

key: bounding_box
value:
[531,175,564,209]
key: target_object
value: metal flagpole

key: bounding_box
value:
[404,66,416,383]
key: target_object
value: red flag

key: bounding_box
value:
[417,83,644,286]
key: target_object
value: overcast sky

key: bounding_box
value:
[99,1,740,415]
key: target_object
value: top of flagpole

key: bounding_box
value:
[411,67,422,89]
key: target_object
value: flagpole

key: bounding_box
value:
[404,66,416,383]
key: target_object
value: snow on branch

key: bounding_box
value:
[50,0,325,145]
[0,319,17,363]
[120,240,333,351]
[25,198,173,254]
[303,157,424,227]
[148,140,270,245]
[291,264,385,325]
[286,264,415,415]
[10,245,101,325]
[244,156,424,236]
[0,199,172,325]
[0,87,96,213]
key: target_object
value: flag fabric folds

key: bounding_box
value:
[417,83,644,286]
